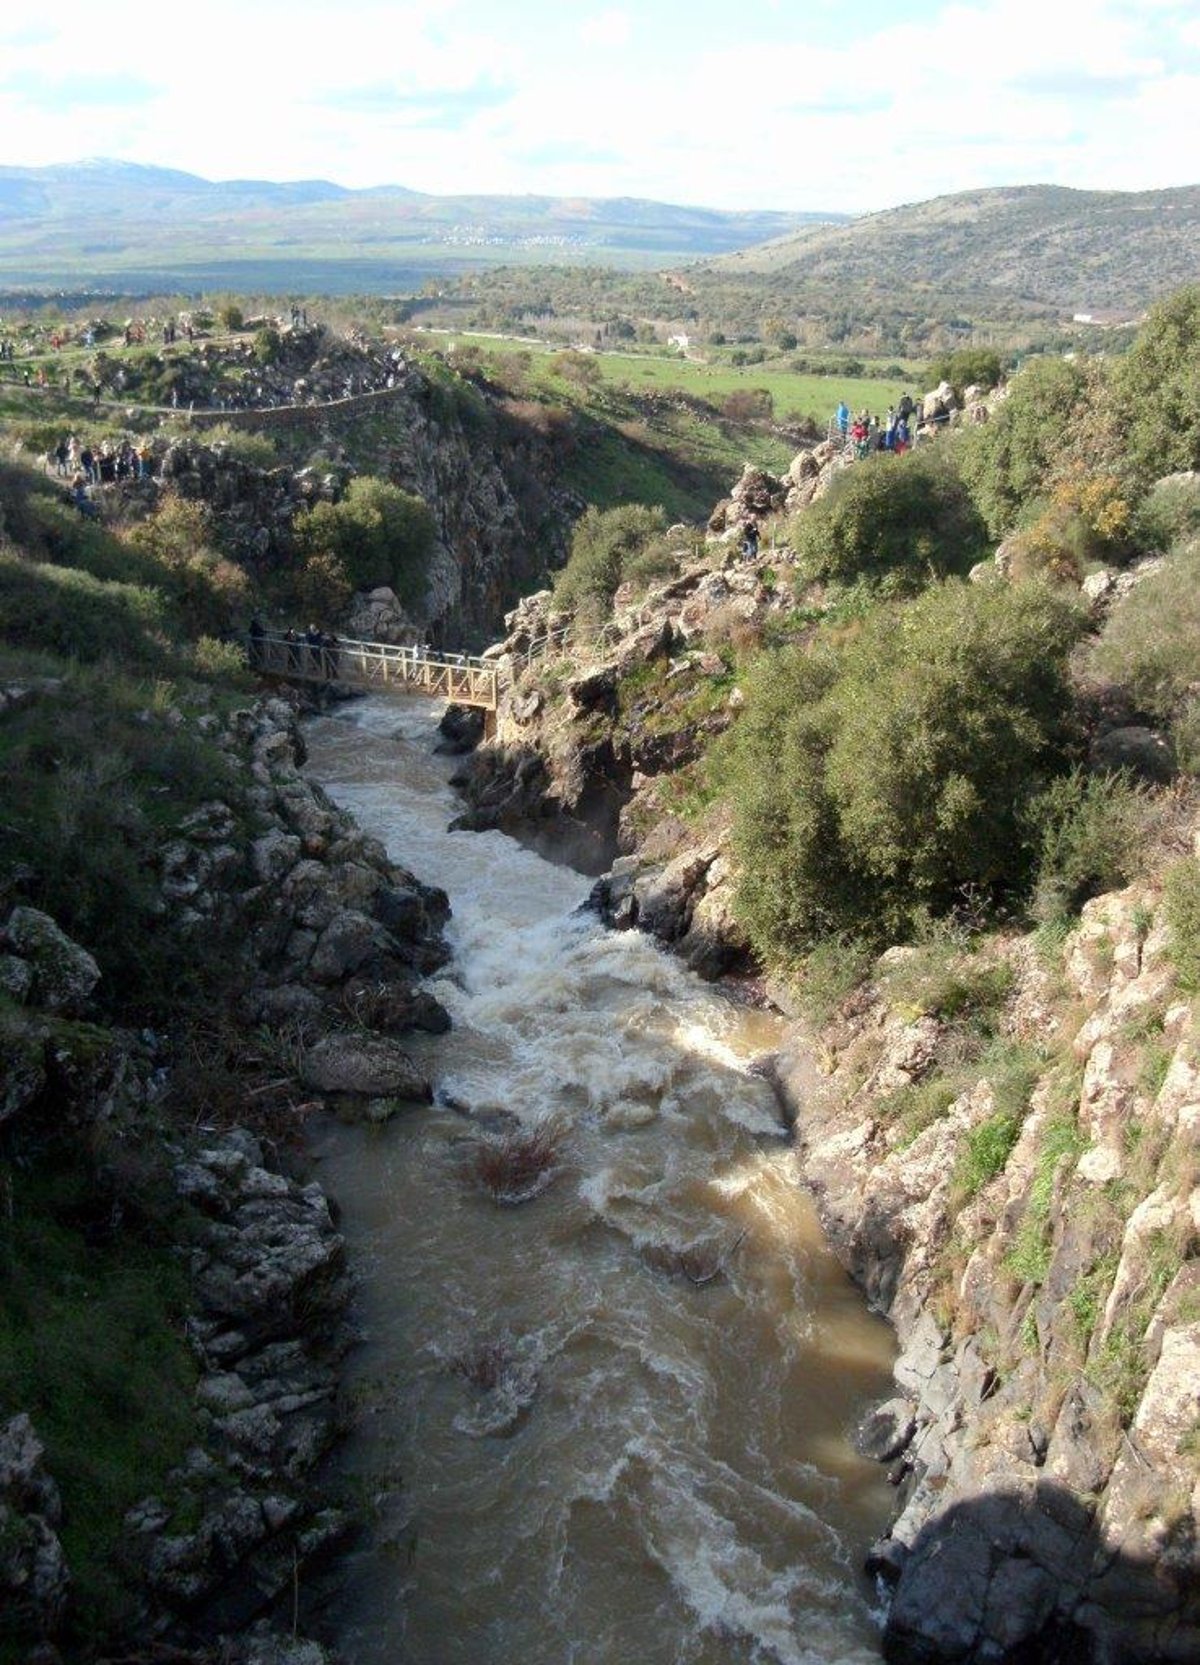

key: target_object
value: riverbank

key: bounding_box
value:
[439,461,1200,1659]
[0,686,451,1660]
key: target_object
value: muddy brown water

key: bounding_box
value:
[303,696,897,1665]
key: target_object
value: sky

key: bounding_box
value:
[1,0,1197,214]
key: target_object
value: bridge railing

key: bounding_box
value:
[251,632,498,710]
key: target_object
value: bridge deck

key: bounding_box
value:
[252,632,498,710]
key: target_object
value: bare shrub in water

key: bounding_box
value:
[643,1231,746,1286]
[452,1337,516,1392]
[468,1125,560,1204]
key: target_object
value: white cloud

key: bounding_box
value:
[0,0,1195,210]
[579,10,632,49]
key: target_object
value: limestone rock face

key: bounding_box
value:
[763,865,1200,1664]
[299,1032,432,1101]
[2,908,100,1014]
[0,1414,70,1640]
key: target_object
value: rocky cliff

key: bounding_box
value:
[0,686,449,1660]
[98,325,582,644]
[446,430,1200,1661]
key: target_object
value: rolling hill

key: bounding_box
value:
[0,159,842,291]
[711,183,1200,316]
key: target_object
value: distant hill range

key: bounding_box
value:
[713,183,1200,316]
[0,159,841,292]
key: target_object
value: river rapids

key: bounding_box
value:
[303,696,897,1665]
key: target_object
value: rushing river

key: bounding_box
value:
[303,696,898,1665]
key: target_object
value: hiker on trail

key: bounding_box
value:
[894,417,911,455]
[836,400,850,439]
[53,438,69,475]
[742,518,759,561]
[897,392,915,428]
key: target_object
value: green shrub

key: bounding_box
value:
[553,502,668,617]
[204,423,280,469]
[253,326,283,366]
[924,347,1004,396]
[1083,536,1200,725]
[957,355,1088,537]
[882,942,1014,1026]
[1111,286,1200,488]
[128,492,250,636]
[723,578,1084,960]
[1164,858,1200,991]
[1007,1099,1087,1285]
[794,934,873,1023]
[1026,768,1149,924]
[789,449,986,590]
[190,634,251,680]
[294,475,435,603]
[1131,473,1200,553]
[622,534,682,593]
[0,667,246,1016]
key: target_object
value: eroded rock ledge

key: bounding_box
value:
[771,880,1200,1664]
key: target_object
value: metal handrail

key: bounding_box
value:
[249,631,499,711]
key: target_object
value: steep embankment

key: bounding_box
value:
[89,324,582,643]
[0,682,451,1660]
[448,413,1200,1659]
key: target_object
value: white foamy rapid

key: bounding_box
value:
[303,696,897,1665]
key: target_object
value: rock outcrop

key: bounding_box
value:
[0,688,453,1657]
[772,883,1200,1663]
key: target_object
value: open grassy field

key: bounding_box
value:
[426,329,912,428]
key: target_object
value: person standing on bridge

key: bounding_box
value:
[247,616,265,670]
[305,623,324,677]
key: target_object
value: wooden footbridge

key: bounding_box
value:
[251,630,500,711]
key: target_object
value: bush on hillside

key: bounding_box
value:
[1025,768,1150,924]
[205,424,280,469]
[1082,536,1200,732]
[253,327,283,366]
[128,493,250,636]
[720,578,1085,961]
[0,460,157,586]
[1004,470,1133,584]
[1164,858,1200,992]
[788,449,987,590]
[1111,286,1200,487]
[291,549,353,620]
[925,347,1004,396]
[293,476,436,604]
[0,670,245,1014]
[1131,472,1200,552]
[957,355,1088,538]
[553,503,668,622]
